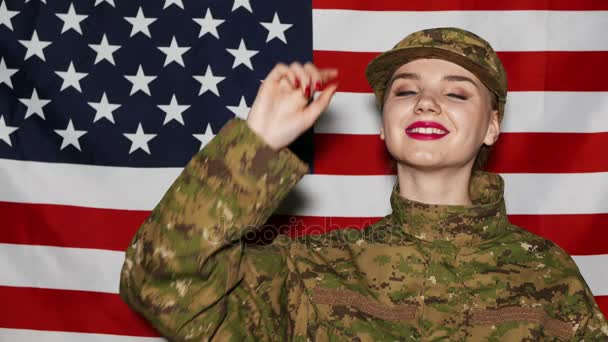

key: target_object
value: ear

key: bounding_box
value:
[380,126,385,140]
[483,110,500,146]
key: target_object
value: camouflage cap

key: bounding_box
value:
[365,27,507,120]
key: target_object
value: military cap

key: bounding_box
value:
[365,27,507,120]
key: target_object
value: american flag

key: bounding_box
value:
[0,0,606,340]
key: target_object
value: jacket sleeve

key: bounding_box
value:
[119,118,309,340]
[573,273,608,340]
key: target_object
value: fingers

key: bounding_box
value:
[301,82,339,126]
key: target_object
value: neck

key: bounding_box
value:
[396,163,474,205]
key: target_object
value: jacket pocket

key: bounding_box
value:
[310,286,417,321]
[470,306,574,340]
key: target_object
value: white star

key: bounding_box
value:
[0,115,18,146]
[55,61,87,93]
[94,0,115,7]
[193,66,225,96]
[193,9,224,39]
[226,39,258,70]
[124,65,156,96]
[260,13,292,43]
[125,7,156,38]
[163,0,184,9]
[88,92,121,123]
[158,37,189,67]
[24,0,46,3]
[88,34,120,65]
[0,1,19,31]
[124,123,156,154]
[18,31,52,61]
[19,89,51,120]
[158,95,190,125]
[0,57,18,89]
[56,3,88,35]
[232,0,252,12]
[227,96,250,120]
[54,119,87,151]
[193,123,215,151]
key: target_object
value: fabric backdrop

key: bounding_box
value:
[0,0,606,340]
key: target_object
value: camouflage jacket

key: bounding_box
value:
[119,118,608,341]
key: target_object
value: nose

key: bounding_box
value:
[414,91,441,115]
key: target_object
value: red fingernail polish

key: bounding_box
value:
[294,79,300,88]
[305,87,310,97]
[315,81,321,91]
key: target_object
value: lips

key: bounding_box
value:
[405,121,450,140]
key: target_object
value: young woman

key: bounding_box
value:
[119,27,608,341]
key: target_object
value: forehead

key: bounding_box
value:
[391,58,482,85]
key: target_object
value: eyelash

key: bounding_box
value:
[395,91,467,100]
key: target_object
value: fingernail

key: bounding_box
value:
[305,86,310,98]
[294,79,300,88]
[315,81,322,91]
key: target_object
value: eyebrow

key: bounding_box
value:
[387,72,479,89]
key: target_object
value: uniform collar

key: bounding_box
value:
[389,170,509,246]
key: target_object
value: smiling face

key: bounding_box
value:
[380,58,500,171]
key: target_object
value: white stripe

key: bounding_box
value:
[0,243,123,293]
[313,10,608,52]
[0,243,607,297]
[0,328,165,342]
[315,92,608,134]
[1,159,608,215]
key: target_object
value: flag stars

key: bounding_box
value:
[0,115,18,147]
[125,65,157,95]
[260,13,293,43]
[124,123,156,154]
[226,39,258,70]
[193,123,215,151]
[56,3,88,35]
[94,0,115,7]
[227,96,250,120]
[88,92,121,123]
[193,9,224,38]
[0,1,19,31]
[89,34,121,65]
[54,119,87,151]
[158,37,190,67]
[163,0,184,9]
[193,66,225,96]
[158,95,190,125]
[19,89,51,120]
[18,31,52,61]
[55,61,88,93]
[0,57,18,89]
[232,0,252,13]
[125,7,157,38]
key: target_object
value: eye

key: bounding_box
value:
[396,90,417,97]
[447,93,467,100]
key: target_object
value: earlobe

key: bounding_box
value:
[483,110,500,146]
[380,127,385,140]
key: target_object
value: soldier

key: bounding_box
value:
[119,27,608,341]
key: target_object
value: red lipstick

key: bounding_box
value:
[405,121,450,140]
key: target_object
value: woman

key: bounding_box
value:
[119,27,608,341]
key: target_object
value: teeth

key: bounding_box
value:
[408,127,447,134]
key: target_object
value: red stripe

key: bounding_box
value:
[312,0,608,11]
[0,287,605,336]
[3,202,607,256]
[0,286,159,337]
[314,51,608,92]
[0,201,147,251]
[313,132,608,174]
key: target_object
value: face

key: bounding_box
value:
[380,58,500,171]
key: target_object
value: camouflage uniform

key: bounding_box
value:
[119,118,608,341]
